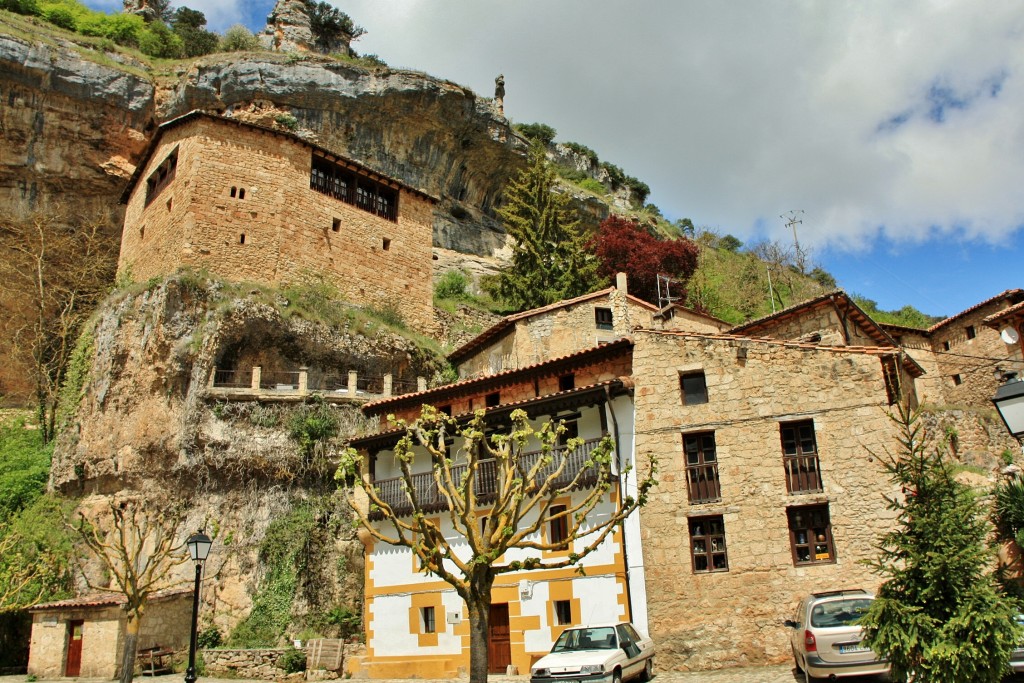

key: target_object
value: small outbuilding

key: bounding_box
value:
[28,589,191,678]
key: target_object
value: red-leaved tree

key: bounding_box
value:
[592,216,700,306]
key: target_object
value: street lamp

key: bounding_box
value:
[184,532,213,683]
[992,372,1024,442]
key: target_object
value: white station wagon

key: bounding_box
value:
[530,623,655,683]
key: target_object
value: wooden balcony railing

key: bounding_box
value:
[369,438,606,519]
[685,463,721,504]
[784,453,823,494]
[207,366,426,403]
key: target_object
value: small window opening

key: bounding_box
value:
[230,187,237,198]
[595,307,614,330]
[332,218,341,232]
[166,198,172,211]
[382,237,391,251]
[239,234,246,245]
[421,606,436,634]
[485,392,500,408]
[680,371,709,405]
[438,404,452,416]
[952,374,962,386]
[139,226,145,240]
[559,374,575,392]
[965,325,976,340]
[548,504,568,545]
[943,340,951,351]
[554,600,572,625]
[238,188,246,200]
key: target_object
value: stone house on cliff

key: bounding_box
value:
[117,111,438,336]
[343,281,930,674]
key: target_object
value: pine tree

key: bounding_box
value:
[492,145,600,310]
[860,405,1021,683]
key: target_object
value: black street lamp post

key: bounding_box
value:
[185,532,213,683]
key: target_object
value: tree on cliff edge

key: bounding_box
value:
[0,208,118,442]
[336,407,657,683]
[859,405,1021,683]
[490,145,600,311]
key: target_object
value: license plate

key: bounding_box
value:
[839,643,870,654]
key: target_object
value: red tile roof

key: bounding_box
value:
[635,327,925,377]
[31,588,191,612]
[928,289,1024,332]
[984,299,1024,327]
[447,288,656,364]
[727,291,897,347]
[365,337,634,415]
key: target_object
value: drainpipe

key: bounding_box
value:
[604,383,634,622]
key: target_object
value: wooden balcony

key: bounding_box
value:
[784,453,823,494]
[368,438,606,519]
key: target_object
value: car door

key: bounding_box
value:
[616,625,642,679]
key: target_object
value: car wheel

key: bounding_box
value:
[640,658,654,682]
[792,648,803,673]
[613,669,622,683]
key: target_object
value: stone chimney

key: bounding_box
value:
[615,272,628,295]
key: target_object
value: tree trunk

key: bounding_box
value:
[120,613,140,683]
[466,569,496,683]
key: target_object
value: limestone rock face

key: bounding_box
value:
[261,0,318,54]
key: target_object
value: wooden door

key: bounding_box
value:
[488,604,511,673]
[66,620,84,677]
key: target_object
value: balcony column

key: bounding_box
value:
[298,367,309,394]
[251,366,261,391]
[417,376,427,392]
[383,373,393,397]
[348,370,358,395]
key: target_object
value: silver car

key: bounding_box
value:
[530,623,655,683]
[784,589,888,682]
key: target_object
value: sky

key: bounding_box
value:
[85,0,1024,319]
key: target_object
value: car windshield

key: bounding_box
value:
[552,627,618,651]
[810,598,872,628]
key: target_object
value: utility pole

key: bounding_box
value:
[780,209,806,274]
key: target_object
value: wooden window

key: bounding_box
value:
[781,421,823,494]
[485,391,500,407]
[689,516,728,572]
[966,325,976,339]
[421,606,436,634]
[554,600,572,625]
[548,504,568,545]
[788,504,835,565]
[683,432,720,503]
[310,155,398,221]
[680,371,708,405]
[595,307,613,330]
[881,357,900,405]
[145,147,178,206]
[559,374,575,392]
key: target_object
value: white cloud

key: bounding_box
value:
[337,0,1024,252]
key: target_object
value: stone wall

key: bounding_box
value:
[119,115,437,336]
[631,330,903,670]
[202,648,293,679]
[740,301,882,347]
[457,289,653,378]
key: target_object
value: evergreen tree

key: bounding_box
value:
[860,405,1021,683]
[492,145,599,310]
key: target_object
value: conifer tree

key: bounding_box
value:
[860,405,1021,683]
[492,145,599,310]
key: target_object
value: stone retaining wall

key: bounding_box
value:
[202,648,293,679]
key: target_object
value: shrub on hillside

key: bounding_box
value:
[0,0,40,16]
[44,6,76,30]
[138,20,184,58]
[514,122,556,146]
[220,24,261,52]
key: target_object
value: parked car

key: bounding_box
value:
[784,589,888,682]
[1011,614,1024,674]
[530,622,655,683]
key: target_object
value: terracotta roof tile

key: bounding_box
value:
[927,289,1024,332]
[727,291,897,347]
[31,588,191,612]
[984,299,1024,326]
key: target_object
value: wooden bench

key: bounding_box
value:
[138,646,174,676]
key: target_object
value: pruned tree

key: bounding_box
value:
[490,145,600,311]
[0,207,118,442]
[859,405,1021,683]
[336,407,657,683]
[74,500,189,683]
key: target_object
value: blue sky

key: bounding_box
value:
[84,0,1024,319]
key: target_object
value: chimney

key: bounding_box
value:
[615,272,628,295]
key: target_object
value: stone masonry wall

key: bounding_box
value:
[930,304,1021,409]
[29,606,121,678]
[631,330,902,670]
[458,291,653,378]
[120,117,436,335]
[202,648,293,679]
[743,303,880,347]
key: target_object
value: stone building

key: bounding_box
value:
[118,111,438,335]
[27,589,191,678]
[449,274,658,378]
[346,339,646,678]
[629,327,921,669]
